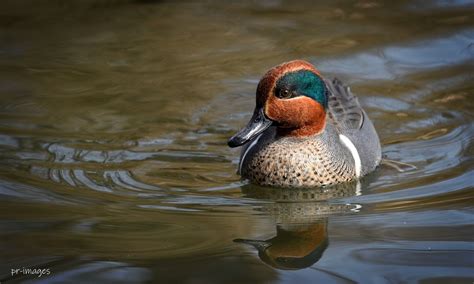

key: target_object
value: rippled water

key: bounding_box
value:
[0,1,473,283]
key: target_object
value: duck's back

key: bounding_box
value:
[325,78,382,176]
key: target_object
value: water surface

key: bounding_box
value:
[0,0,473,283]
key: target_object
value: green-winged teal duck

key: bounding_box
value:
[228,60,381,188]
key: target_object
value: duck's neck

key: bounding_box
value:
[277,112,327,138]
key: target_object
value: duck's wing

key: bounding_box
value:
[324,78,364,131]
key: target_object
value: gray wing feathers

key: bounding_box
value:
[324,78,382,175]
[325,78,364,131]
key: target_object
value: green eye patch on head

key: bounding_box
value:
[275,70,328,108]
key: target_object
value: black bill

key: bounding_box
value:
[227,108,273,148]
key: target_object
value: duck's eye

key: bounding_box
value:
[278,88,292,99]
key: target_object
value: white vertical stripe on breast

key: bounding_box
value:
[238,134,263,174]
[339,134,361,178]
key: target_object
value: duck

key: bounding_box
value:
[228,60,381,188]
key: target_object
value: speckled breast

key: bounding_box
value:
[240,133,357,188]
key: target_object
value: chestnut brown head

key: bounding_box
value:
[228,60,328,147]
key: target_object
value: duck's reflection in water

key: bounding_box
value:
[236,182,359,270]
[235,220,328,270]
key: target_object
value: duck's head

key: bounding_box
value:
[228,60,328,148]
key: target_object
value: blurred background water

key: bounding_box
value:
[0,0,473,283]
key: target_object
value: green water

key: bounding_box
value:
[0,0,473,283]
